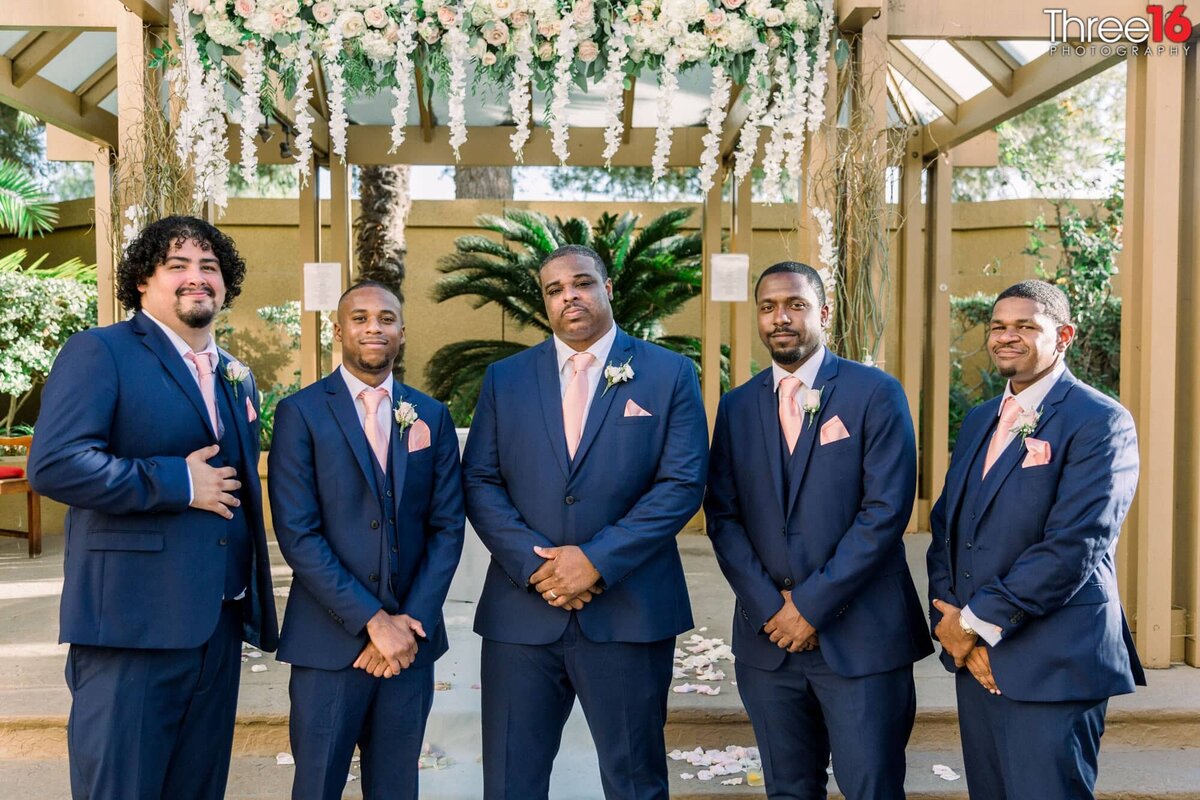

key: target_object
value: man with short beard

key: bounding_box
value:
[28,216,278,799]
[268,281,464,800]
[705,262,931,800]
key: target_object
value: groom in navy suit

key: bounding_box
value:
[28,216,278,799]
[705,262,931,800]
[928,280,1144,800]
[463,245,708,799]
[269,281,464,800]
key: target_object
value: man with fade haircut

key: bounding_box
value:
[928,279,1144,800]
[705,261,932,800]
[29,215,279,799]
[269,280,465,800]
[463,244,709,800]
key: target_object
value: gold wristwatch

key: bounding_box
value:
[959,614,977,637]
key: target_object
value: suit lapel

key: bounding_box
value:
[133,311,215,438]
[325,374,378,490]
[215,352,254,468]
[570,329,631,473]
[944,400,998,527]
[535,340,571,479]
[975,372,1073,520]
[755,369,786,515]
[390,387,411,512]
[784,349,839,520]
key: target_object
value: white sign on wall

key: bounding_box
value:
[303,262,342,311]
[710,253,750,302]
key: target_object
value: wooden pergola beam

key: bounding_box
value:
[983,40,1021,71]
[119,0,169,26]
[885,68,916,125]
[888,0,1146,39]
[889,41,962,124]
[837,0,881,33]
[414,67,434,143]
[348,124,708,167]
[918,48,1121,156]
[950,40,1015,97]
[0,1,117,30]
[621,75,636,145]
[76,55,118,110]
[0,55,117,144]
[7,31,79,89]
[718,83,753,164]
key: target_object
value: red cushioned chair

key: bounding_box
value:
[0,436,41,557]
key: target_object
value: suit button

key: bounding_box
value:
[369,573,379,582]
[386,490,393,498]
[388,518,395,526]
[565,496,575,505]
[970,513,977,520]
[965,542,973,549]
[781,527,786,536]
[392,546,398,554]
[783,578,794,588]
[370,520,380,529]
[963,571,972,579]
[218,537,227,546]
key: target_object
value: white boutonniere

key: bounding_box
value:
[223,359,250,400]
[601,356,635,397]
[393,399,419,434]
[801,387,823,426]
[1011,406,1042,440]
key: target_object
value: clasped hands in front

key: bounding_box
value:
[932,598,1000,695]
[531,545,604,610]
[354,609,425,679]
[764,590,819,652]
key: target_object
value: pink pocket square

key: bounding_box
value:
[245,396,257,423]
[407,419,432,452]
[1022,437,1051,467]
[624,399,652,417]
[819,415,850,445]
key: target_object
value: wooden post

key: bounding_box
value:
[299,158,322,387]
[329,159,353,371]
[93,146,116,327]
[700,169,724,433]
[897,136,926,530]
[921,152,952,516]
[730,171,753,389]
[1183,41,1200,667]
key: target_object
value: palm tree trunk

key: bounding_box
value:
[355,164,411,380]
[454,166,514,199]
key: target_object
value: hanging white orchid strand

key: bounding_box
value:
[445,4,470,159]
[321,24,349,159]
[803,0,835,133]
[549,8,579,165]
[599,17,632,166]
[651,47,681,183]
[291,36,316,180]
[732,41,771,184]
[389,0,420,152]
[238,42,267,177]
[507,21,535,160]
[697,64,731,194]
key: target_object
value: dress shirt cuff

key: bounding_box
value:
[185,465,194,505]
[962,605,1003,647]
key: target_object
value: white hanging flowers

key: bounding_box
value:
[445,3,470,159]
[291,34,316,179]
[803,0,836,134]
[697,64,731,194]
[389,0,420,153]
[238,41,266,177]
[507,19,535,160]
[321,23,349,159]
[812,206,837,269]
[600,17,631,167]
[733,41,771,185]
[759,54,794,201]
[549,6,578,165]
[651,47,681,184]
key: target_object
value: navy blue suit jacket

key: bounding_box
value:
[463,329,708,645]
[705,351,932,676]
[28,311,278,651]
[268,374,464,670]
[928,369,1145,702]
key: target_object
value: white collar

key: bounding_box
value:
[339,364,395,403]
[999,359,1066,416]
[553,323,619,375]
[772,344,826,392]
[142,309,218,361]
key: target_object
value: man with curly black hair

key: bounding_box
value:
[29,215,279,800]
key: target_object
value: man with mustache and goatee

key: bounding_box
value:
[29,216,279,800]
[269,281,464,800]
[705,262,931,800]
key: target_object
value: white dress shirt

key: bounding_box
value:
[771,344,826,395]
[553,323,618,432]
[962,359,1067,646]
[339,365,396,454]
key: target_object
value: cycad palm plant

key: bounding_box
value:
[427,207,728,422]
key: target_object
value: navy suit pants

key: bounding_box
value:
[65,601,243,800]
[288,661,433,800]
[735,649,915,800]
[956,671,1107,800]
[480,615,674,800]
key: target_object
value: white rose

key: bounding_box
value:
[278,0,299,16]
[510,9,529,26]
[763,8,785,26]
[704,9,726,27]
[363,5,388,27]
[573,0,594,24]
[491,0,515,18]
[721,0,745,8]
[234,0,255,17]
[286,16,303,32]
[710,29,729,47]
[361,31,392,59]
[661,0,698,23]
[537,19,560,37]
[312,1,335,24]
[665,19,685,37]
[470,36,488,57]
[484,20,510,45]
[536,40,553,59]
[437,5,457,26]
[577,39,599,62]
[338,10,366,37]
[418,19,442,42]
[745,0,767,18]
[481,50,498,65]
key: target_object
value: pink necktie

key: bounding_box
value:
[185,351,221,437]
[983,396,1023,478]
[563,352,595,459]
[359,387,389,469]
[779,376,803,454]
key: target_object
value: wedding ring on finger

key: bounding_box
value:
[549,590,558,600]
